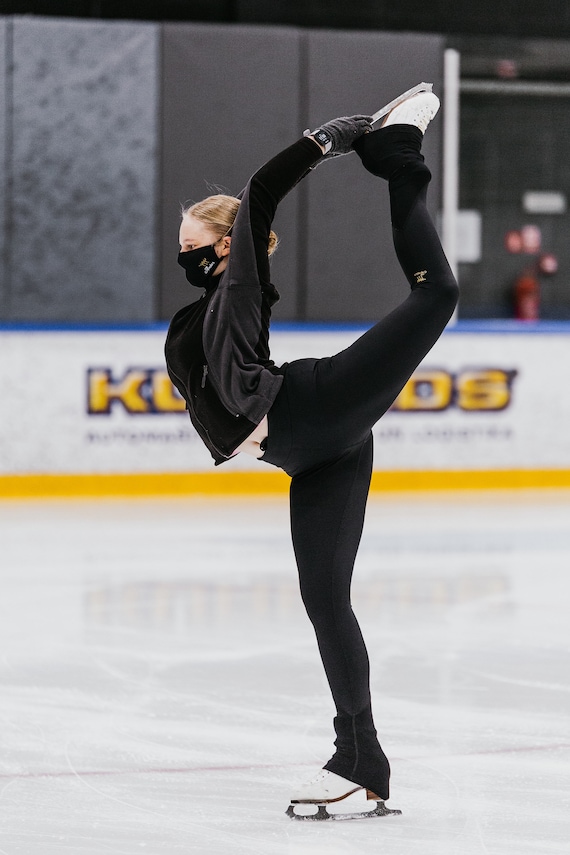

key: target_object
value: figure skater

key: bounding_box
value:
[165,87,458,820]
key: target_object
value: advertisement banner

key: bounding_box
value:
[1,326,569,475]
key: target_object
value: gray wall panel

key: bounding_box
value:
[305,31,444,321]
[160,24,302,320]
[9,17,158,322]
[0,19,7,317]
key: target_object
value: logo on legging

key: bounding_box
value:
[414,270,428,283]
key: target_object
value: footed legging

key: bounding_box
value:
[261,125,459,800]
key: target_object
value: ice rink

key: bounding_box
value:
[0,490,569,854]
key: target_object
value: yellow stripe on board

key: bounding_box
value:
[2,469,570,498]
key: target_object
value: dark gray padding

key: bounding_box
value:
[6,17,159,322]
[160,23,303,320]
[0,19,7,317]
[303,30,444,321]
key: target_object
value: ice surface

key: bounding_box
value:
[0,491,569,853]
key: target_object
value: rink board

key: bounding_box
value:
[1,323,570,495]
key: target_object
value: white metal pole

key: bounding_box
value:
[442,49,460,305]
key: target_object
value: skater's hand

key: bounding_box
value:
[306,115,373,157]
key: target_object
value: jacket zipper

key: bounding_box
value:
[167,364,227,458]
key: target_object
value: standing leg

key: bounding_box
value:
[289,434,391,800]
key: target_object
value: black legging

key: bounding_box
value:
[261,125,459,800]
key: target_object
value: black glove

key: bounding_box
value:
[306,115,373,158]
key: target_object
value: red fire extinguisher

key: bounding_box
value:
[514,270,540,320]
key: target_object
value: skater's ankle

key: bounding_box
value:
[353,125,425,182]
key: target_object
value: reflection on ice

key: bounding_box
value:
[84,570,510,633]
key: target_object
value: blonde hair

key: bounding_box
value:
[183,195,279,256]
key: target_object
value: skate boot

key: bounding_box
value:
[287,707,402,821]
[370,81,434,124]
[353,88,438,180]
[286,769,402,822]
[381,89,440,133]
[323,707,392,797]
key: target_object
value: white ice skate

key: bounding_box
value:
[370,81,434,125]
[286,769,402,821]
[375,88,440,135]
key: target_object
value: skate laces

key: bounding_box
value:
[415,104,438,133]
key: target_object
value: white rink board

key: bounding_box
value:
[1,326,569,474]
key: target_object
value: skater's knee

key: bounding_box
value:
[435,275,459,322]
[433,274,459,316]
[417,270,458,304]
[300,588,333,623]
[414,272,458,322]
[300,584,351,628]
[443,275,459,310]
[437,272,459,303]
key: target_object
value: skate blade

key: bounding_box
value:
[286,800,402,821]
[371,82,433,124]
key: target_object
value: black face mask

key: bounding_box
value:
[178,244,221,288]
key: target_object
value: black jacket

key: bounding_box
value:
[165,136,322,464]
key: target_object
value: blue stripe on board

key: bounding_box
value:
[0,322,170,332]
[1,320,570,334]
